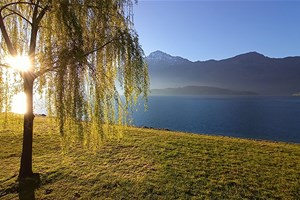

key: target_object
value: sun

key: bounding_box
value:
[11,92,27,114]
[5,55,31,72]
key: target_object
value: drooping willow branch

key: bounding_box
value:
[3,8,32,25]
[0,1,43,13]
[34,34,123,78]
[0,1,50,56]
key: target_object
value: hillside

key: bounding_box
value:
[147,51,300,95]
[0,115,300,199]
[151,85,258,96]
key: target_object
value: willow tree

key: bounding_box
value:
[0,0,148,179]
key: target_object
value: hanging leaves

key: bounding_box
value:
[0,0,149,147]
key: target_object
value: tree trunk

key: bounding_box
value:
[19,73,35,179]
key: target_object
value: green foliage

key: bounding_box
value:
[0,0,149,146]
[1,115,300,199]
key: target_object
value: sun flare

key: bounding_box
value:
[5,55,31,72]
[11,92,27,114]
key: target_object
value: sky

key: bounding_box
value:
[133,0,300,61]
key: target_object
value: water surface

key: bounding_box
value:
[132,96,300,143]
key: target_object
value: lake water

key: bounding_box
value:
[132,96,300,143]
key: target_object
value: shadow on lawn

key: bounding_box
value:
[0,173,40,200]
[18,173,41,200]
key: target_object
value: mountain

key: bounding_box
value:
[151,86,258,96]
[147,50,190,65]
[146,51,300,95]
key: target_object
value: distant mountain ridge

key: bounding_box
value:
[146,51,300,95]
[151,86,258,96]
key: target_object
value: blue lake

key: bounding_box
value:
[132,96,300,143]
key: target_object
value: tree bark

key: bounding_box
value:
[19,73,35,179]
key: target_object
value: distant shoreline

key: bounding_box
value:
[137,125,299,145]
[150,85,258,96]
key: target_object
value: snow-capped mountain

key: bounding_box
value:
[146,50,190,65]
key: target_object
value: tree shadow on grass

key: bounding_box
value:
[0,173,40,200]
[18,173,41,200]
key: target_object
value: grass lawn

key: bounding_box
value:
[0,114,300,199]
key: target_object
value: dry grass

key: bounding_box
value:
[0,114,300,199]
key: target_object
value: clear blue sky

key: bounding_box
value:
[133,0,300,61]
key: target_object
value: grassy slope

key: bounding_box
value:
[0,115,300,199]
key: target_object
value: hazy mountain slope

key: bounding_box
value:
[146,51,300,95]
